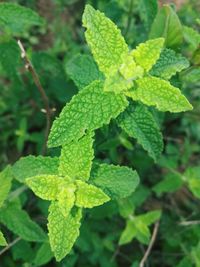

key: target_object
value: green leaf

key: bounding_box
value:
[75,180,110,208]
[33,241,53,267]
[0,202,46,242]
[0,166,13,208]
[183,26,200,50]
[59,133,94,180]
[57,185,76,217]
[184,167,200,199]
[131,38,164,71]
[153,173,183,196]
[0,230,7,246]
[149,4,183,49]
[119,220,137,245]
[65,54,104,90]
[139,0,158,30]
[26,175,63,201]
[137,210,161,225]
[0,40,20,76]
[12,156,59,183]
[150,48,190,80]
[117,103,163,161]
[0,3,44,33]
[82,4,128,77]
[48,80,128,148]
[48,202,82,262]
[91,164,139,199]
[127,76,193,112]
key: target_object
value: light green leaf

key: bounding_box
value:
[91,164,139,199]
[75,180,110,208]
[65,54,104,90]
[82,4,128,77]
[0,3,44,33]
[104,71,133,93]
[131,38,164,71]
[137,210,161,226]
[119,55,144,80]
[119,220,137,245]
[59,133,94,180]
[0,166,13,208]
[184,167,200,199]
[0,230,7,246]
[12,156,59,183]
[149,5,183,49]
[48,202,82,262]
[127,76,193,112]
[26,175,63,201]
[150,48,189,80]
[48,80,128,148]
[0,202,46,242]
[183,26,200,50]
[57,185,76,217]
[117,103,163,161]
[33,241,53,267]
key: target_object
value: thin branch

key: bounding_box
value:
[179,220,200,226]
[139,221,160,267]
[17,39,52,155]
[0,237,21,257]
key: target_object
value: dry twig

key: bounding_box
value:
[139,221,160,267]
[17,39,52,154]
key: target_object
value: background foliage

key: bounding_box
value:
[0,0,200,266]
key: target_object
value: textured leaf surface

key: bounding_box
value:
[0,230,7,246]
[117,103,163,161]
[104,71,133,93]
[75,180,110,208]
[66,54,104,90]
[48,80,128,147]
[57,186,76,217]
[0,202,46,242]
[59,133,94,180]
[128,76,192,112]
[0,166,13,208]
[26,175,63,201]
[183,26,200,50]
[149,4,183,49]
[48,202,82,262]
[0,3,44,32]
[150,48,189,80]
[119,55,144,80]
[82,4,128,77]
[131,38,164,72]
[12,156,59,183]
[92,164,139,199]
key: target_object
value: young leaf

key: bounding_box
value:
[131,38,164,71]
[150,48,189,80]
[127,76,193,112]
[149,5,183,49]
[104,71,133,93]
[65,54,104,90]
[48,202,82,262]
[119,55,144,80]
[48,80,128,148]
[184,167,200,199]
[59,133,94,181]
[0,230,7,246]
[0,3,44,33]
[117,103,163,161]
[0,202,46,242]
[12,156,59,183]
[75,180,110,208]
[91,164,139,199]
[82,4,128,77]
[0,166,13,208]
[26,175,63,201]
[57,186,76,217]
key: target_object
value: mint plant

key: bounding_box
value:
[0,1,198,266]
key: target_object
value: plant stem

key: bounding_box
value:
[0,237,21,257]
[17,39,52,155]
[139,221,160,267]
